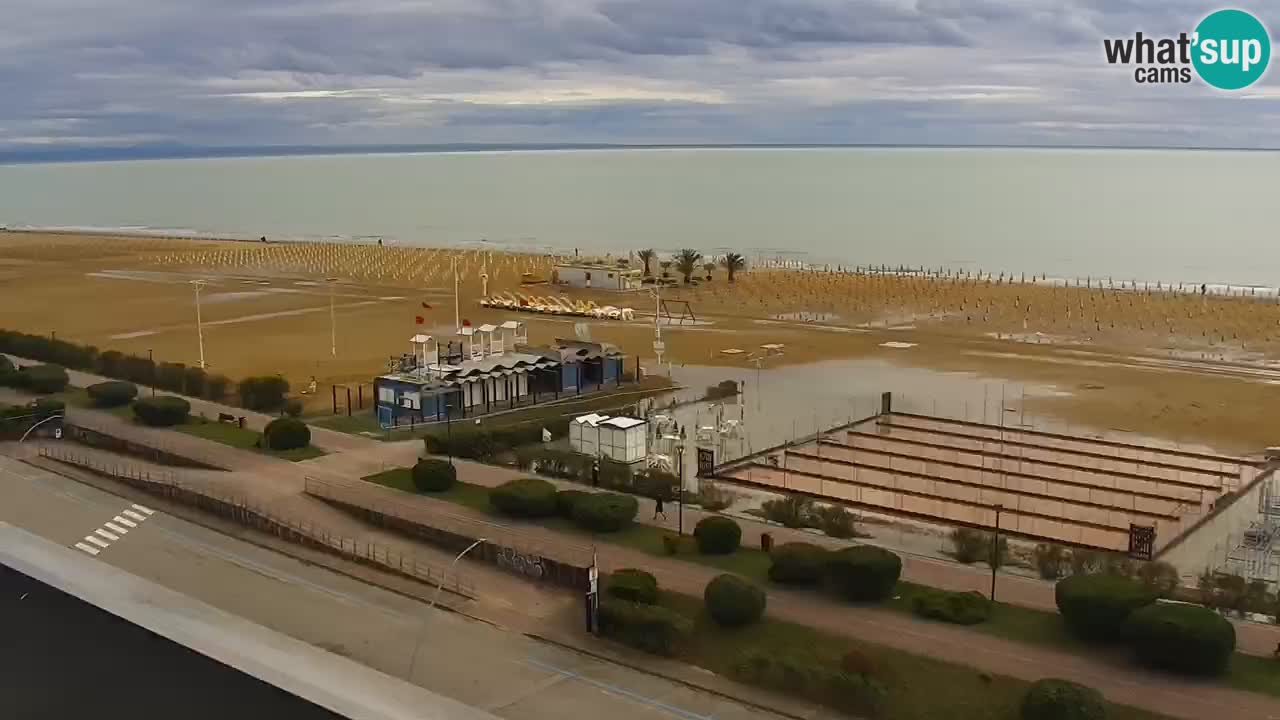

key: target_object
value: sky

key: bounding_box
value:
[2,0,1279,152]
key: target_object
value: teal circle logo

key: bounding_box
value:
[1192,9,1271,90]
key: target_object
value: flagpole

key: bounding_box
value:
[453,255,460,331]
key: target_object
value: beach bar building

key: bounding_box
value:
[554,263,642,291]
[570,413,648,464]
[373,322,628,427]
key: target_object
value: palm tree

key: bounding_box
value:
[721,252,746,283]
[637,248,656,277]
[659,260,673,278]
[703,262,715,280]
[675,248,702,284]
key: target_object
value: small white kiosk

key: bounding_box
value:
[570,413,647,464]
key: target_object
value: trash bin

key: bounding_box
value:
[761,532,773,553]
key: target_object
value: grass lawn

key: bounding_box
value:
[176,420,326,462]
[315,412,385,437]
[364,468,494,513]
[654,590,1169,720]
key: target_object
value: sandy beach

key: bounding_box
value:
[3,230,1278,453]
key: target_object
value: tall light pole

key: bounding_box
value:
[407,538,485,680]
[148,348,155,396]
[191,280,207,369]
[990,505,1003,603]
[452,255,460,331]
[325,277,339,357]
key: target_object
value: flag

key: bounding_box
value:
[414,316,424,324]
[462,319,471,327]
[421,301,431,309]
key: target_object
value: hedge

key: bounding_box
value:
[693,516,742,555]
[704,574,766,627]
[731,650,886,717]
[571,492,638,533]
[1020,679,1106,720]
[433,420,572,464]
[87,380,138,408]
[1127,603,1235,676]
[263,417,310,450]
[597,598,693,657]
[132,395,191,427]
[555,489,590,518]
[411,458,456,492]
[21,364,70,394]
[911,589,991,625]
[490,478,558,518]
[0,354,13,374]
[768,542,829,585]
[607,569,658,605]
[823,546,902,602]
[1055,573,1157,643]
[239,375,290,412]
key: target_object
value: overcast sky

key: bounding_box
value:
[3,0,1278,151]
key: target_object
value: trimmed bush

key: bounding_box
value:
[597,598,692,657]
[155,362,187,393]
[814,505,858,539]
[87,380,138,408]
[21,364,69,394]
[263,416,310,450]
[704,574,766,627]
[183,366,207,398]
[490,478,558,518]
[1034,543,1068,580]
[911,589,991,625]
[571,492,638,533]
[205,373,232,402]
[1055,573,1157,643]
[731,650,886,717]
[768,542,829,585]
[761,494,813,528]
[823,546,902,602]
[32,398,65,420]
[950,527,987,564]
[662,534,680,555]
[411,458,456,492]
[607,569,658,604]
[633,469,678,500]
[693,516,742,555]
[1136,561,1180,598]
[0,354,13,374]
[1020,679,1106,720]
[555,489,589,518]
[1127,602,1235,676]
[239,375,290,412]
[132,395,190,427]
[283,399,303,417]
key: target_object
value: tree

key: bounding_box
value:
[637,249,656,277]
[659,260,673,278]
[702,262,715,280]
[721,252,746,283]
[675,248,702,284]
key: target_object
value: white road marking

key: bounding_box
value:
[84,535,109,548]
[104,522,128,534]
[122,509,147,521]
[114,516,138,528]
[74,542,100,556]
[131,504,155,515]
[94,529,119,541]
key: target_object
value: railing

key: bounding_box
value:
[65,413,230,470]
[38,445,475,598]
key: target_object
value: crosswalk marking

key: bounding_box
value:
[131,504,155,515]
[74,542,100,556]
[114,516,138,528]
[104,522,128,534]
[122,509,146,521]
[94,529,118,541]
[84,535,109,548]
[73,504,156,559]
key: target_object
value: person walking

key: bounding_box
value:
[653,496,667,521]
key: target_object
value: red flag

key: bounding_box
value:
[414,316,424,325]
[421,301,431,309]
[462,319,471,327]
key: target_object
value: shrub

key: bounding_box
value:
[607,569,658,604]
[986,534,1010,569]
[950,528,987,564]
[1054,573,1157,643]
[490,478,558,518]
[1070,548,1103,575]
[571,492,638,533]
[597,598,692,657]
[633,469,678,500]
[21,364,70,394]
[1212,573,1248,614]
[814,505,858,538]
[0,354,13,373]
[911,589,991,625]
[205,373,232,402]
[662,534,680,555]
[132,395,191,427]
[703,379,740,401]
[263,416,310,450]
[155,362,187,392]
[694,480,734,511]
[840,648,881,679]
[1136,561,1180,598]
[705,574,766,627]
[32,398,65,420]
[239,375,290,411]
[1127,603,1235,676]
[555,489,589,518]
[86,380,137,408]
[1102,553,1137,579]
[411,458,456,492]
[731,650,886,717]
[183,366,207,398]
[693,516,742,555]
[1034,543,1068,580]
[283,399,303,417]
[95,349,123,377]
[761,494,814,528]
[769,542,829,585]
[824,546,901,602]
[1020,679,1106,720]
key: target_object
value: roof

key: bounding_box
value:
[601,417,646,429]
[574,413,610,426]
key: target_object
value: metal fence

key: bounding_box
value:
[66,412,231,470]
[38,445,475,598]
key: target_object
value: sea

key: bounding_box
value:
[0,146,1276,288]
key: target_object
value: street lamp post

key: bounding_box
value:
[676,443,685,536]
[406,537,486,681]
[990,505,1003,603]
[148,349,155,396]
[445,400,453,466]
[191,280,207,369]
[326,277,339,357]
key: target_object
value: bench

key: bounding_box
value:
[218,413,247,428]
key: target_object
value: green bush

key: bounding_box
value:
[632,469,678,500]
[814,505,858,538]
[95,350,124,378]
[0,330,97,370]
[490,478,558,518]
[597,598,692,657]
[1034,543,1068,580]
[662,533,680,555]
[32,398,65,420]
[768,542,829,585]
[693,516,742,554]
[911,589,991,625]
[411,458,456,492]
[0,354,13,374]
[132,395,191,427]
[705,574,766,627]
[283,399,303,418]
[571,492,638,533]
[183,366,207,398]
[1020,679,1106,720]
[761,494,814,528]
[1136,561,1180,598]
[823,546,902,602]
[731,650,886,717]
[436,420,572,464]
[693,480,734,511]
[607,569,658,604]
[155,362,187,393]
[20,364,70,394]
[555,489,589,518]
[1055,573,1157,643]
[87,380,138,407]
[263,416,310,450]
[239,375,290,411]
[950,527,987,564]
[205,373,232,402]
[1127,602,1235,676]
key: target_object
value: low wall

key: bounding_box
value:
[64,421,226,470]
[1157,466,1274,576]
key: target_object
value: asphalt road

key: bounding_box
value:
[0,456,785,720]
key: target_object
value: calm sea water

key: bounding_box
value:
[0,147,1276,287]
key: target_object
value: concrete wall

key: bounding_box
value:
[1158,468,1274,578]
